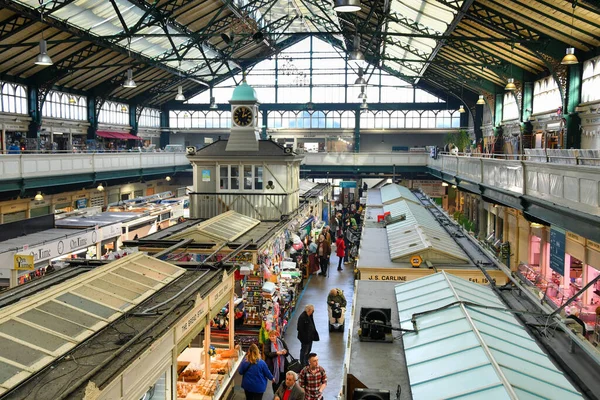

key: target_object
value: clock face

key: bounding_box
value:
[233,106,253,127]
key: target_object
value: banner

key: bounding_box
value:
[550,226,566,276]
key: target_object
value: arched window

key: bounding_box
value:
[582,57,600,103]
[0,81,27,114]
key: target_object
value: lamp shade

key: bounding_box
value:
[458,105,465,113]
[35,40,53,66]
[333,0,361,12]
[476,95,485,105]
[360,101,368,109]
[175,85,186,101]
[123,69,137,88]
[97,183,104,192]
[34,192,44,201]
[354,75,367,86]
[349,36,366,67]
[504,78,516,91]
[209,96,218,109]
[561,47,578,65]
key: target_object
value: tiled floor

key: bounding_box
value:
[233,254,354,400]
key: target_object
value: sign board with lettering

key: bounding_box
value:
[550,227,566,276]
[0,223,122,278]
[176,294,208,341]
[210,274,233,310]
[359,268,509,286]
[14,254,34,271]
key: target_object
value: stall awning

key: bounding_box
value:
[395,272,583,399]
[96,131,142,140]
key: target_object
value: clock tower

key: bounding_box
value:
[227,79,260,152]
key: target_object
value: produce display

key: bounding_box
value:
[176,346,242,400]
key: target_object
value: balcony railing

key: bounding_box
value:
[0,152,190,181]
[430,153,600,217]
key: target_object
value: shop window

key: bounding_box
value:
[134,190,144,198]
[254,166,263,190]
[3,211,26,223]
[30,207,50,218]
[503,93,519,121]
[108,193,119,204]
[121,193,130,201]
[581,57,600,103]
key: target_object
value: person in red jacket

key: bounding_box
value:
[335,234,346,271]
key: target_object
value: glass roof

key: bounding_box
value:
[395,272,583,399]
[0,253,184,395]
[384,0,461,78]
[384,200,468,263]
[379,184,419,205]
[172,210,261,242]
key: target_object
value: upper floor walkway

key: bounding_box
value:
[0,151,190,183]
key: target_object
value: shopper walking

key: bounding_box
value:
[264,330,289,392]
[239,343,274,400]
[297,305,319,366]
[274,371,305,400]
[335,234,346,271]
[298,353,327,400]
[316,234,330,276]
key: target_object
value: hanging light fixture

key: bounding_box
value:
[175,85,186,101]
[505,78,517,91]
[123,69,137,88]
[358,86,367,99]
[476,95,485,105]
[34,192,44,201]
[561,1,579,65]
[333,0,361,12]
[349,36,366,68]
[458,105,465,113]
[121,105,128,112]
[505,42,517,91]
[68,96,77,104]
[441,182,449,187]
[209,96,218,110]
[97,183,104,192]
[166,176,172,181]
[360,100,368,109]
[35,39,53,66]
[354,67,367,86]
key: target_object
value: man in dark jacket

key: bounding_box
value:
[297,304,319,366]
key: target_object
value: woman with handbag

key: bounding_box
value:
[239,344,274,400]
[264,330,289,392]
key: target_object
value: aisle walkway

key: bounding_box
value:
[233,253,354,400]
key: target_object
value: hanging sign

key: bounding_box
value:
[550,226,566,276]
[14,254,35,271]
[202,169,211,182]
[410,255,423,267]
[177,294,208,340]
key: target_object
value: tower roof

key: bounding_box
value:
[230,80,258,103]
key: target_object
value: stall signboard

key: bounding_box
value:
[339,181,357,188]
[202,169,211,182]
[177,294,208,341]
[210,275,233,309]
[0,223,122,276]
[411,180,445,197]
[550,226,566,276]
[360,268,509,285]
[14,254,34,271]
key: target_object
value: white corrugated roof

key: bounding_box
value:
[380,184,420,205]
[395,272,583,400]
[384,200,468,263]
